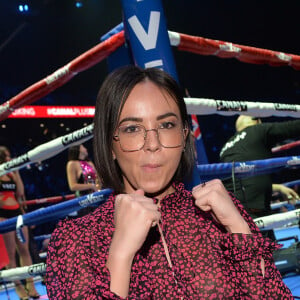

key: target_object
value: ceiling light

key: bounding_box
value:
[75,1,83,8]
[18,4,29,13]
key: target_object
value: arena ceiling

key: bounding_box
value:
[0,0,299,162]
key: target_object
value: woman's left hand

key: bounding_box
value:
[192,179,251,234]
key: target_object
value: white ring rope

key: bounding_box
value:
[0,101,298,177]
[254,209,300,230]
[0,263,46,282]
[184,98,300,118]
[0,123,93,176]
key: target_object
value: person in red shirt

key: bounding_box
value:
[46,66,293,299]
[0,146,40,300]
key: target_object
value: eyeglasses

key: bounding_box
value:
[113,122,187,152]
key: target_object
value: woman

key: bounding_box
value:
[0,146,40,300]
[66,144,100,196]
[46,66,293,299]
[66,144,101,217]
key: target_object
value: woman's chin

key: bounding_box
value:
[142,183,174,199]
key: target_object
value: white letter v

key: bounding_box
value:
[128,11,160,51]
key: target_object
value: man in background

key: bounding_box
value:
[220,115,300,219]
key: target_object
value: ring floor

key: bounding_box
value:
[0,278,48,299]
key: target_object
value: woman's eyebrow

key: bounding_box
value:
[157,112,178,121]
[119,117,143,125]
[119,112,178,125]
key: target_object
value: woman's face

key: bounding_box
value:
[5,150,11,162]
[79,145,88,160]
[112,80,187,199]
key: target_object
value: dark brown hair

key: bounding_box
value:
[67,145,80,161]
[0,146,9,164]
[93,66,195,193]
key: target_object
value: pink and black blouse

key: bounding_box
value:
[46,183,293,299]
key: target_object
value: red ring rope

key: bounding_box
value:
[176,32,300,70]
[23,194,75,206]
[0,31,125,121]
[1,29,300,123]
[272,140,300,153]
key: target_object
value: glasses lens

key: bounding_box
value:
[118,124,145,151]
[158,124,183,148]
[117,123,185,151]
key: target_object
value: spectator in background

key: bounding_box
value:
[66,144,101,216]
[0,146,40,300]
[220,115,300,219]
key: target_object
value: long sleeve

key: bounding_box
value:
[46,185,294,299]
[46,199,153,300]
[214,232,292,299]
[46,218,125,300]
[220,119,300,163]
[264,119,300,146]
[210,194,293,299]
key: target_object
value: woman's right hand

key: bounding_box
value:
[106,190,161,297]
[109,189,161,260]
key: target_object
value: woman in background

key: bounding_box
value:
[66,144,101,216]
[0,146,40,300]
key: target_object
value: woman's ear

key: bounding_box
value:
[183,124,190,143]
[182,126,190,151]
[184,126,189,140]
[112,150,116,160]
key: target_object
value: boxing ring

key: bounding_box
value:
[1,0,300,298]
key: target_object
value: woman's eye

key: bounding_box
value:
[160,121,176,129]
[122,125,141,134]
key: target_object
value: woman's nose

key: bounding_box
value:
[144,129,161,151]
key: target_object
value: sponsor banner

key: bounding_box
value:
[254,218,265,229]
[234,162,256,173]
[8,106,95,118]
[0,263,47,281]
[216,100,248,112]
[78,193,107,207]
[274,103,298,112]
[0,124,94,176]
[27,263,47,276]
[2,154,30,171]
[61,124,94,146]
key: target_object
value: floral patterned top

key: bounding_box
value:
[46,183,293,299]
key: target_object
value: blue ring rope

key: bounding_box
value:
[0,156,298,233]
[197,155,300,181]
[0,189,112,234]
